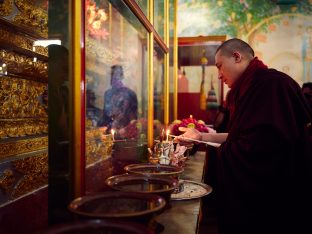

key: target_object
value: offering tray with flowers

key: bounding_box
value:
[168,115,219,150]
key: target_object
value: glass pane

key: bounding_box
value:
[135,0,148,16]
[48,0,71,224]
[153,40,165,139]
[85,0,148,192]
[154,0,164,40]
[169,0,175,123]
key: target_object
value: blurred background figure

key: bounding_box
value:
[86,89,102,127]
[178,67,189,93]
[99,65,138,132]
[302,82,312,109]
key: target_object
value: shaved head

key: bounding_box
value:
[216,38,254,59]
[214,38,256,88]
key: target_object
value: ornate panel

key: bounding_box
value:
[0,75,47,119]
[0,0,48,206]
[0,152,48,203]
[86,128,113,166]
[86,36,115,66]
[0,49,48,82]
[0,0,14,17]
[0,0,48,37]
[0,26,48,57]
[0,136,48,161]
[0,119,47,139]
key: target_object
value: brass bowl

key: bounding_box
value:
[105,174,178,205]
[124,163,184,179]
[44,219,155,234]
[68,191,166,224]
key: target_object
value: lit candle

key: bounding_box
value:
[111,129,115,141]
[166,129,169,142]
[190,115,193,119]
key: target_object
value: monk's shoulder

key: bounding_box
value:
[254,68,299,89]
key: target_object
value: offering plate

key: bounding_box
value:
[124,163,184,179]
[171,180,212,200]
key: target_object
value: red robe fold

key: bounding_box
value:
[217,61,312,234]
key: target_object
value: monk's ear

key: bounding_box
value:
[233,51,242,63]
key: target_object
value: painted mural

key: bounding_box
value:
[178,0,312,84]
[248,14,312,85]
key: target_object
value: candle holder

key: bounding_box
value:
[151,140,174,165]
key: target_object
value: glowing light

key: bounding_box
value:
[111,129,115,141]
[166,129,170,142]
[33,39,61,47]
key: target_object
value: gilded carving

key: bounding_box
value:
[0,118,47,139]
[0,50,48,82]
[33,46,48,56]
[0,76,47,119]
[12,153,48,198]
[86,128,113,165]
[13,0,48,37]
[0,0,49,205]
[0,136,48,160]
[86,36,115,65]
[0,0,13,16]
[0,28,48,57]
[0,169,16,193]
[86,58,105,76]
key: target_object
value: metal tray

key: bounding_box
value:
[171,180,212,200]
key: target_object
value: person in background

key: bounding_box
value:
[178,38,312,234]
[302,82,312,109]
[213,91,230,133]
[99,65,138,134]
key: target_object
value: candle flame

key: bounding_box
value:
[166,129,170,142]
[111,129,115,141]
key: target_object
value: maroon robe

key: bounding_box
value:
[217,59,312,234]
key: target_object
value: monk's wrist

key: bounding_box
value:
[199,133,203,141]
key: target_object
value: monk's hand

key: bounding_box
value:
[177,127,202,142]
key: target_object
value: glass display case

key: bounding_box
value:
[85,0,152,193]
[84,0,174,194]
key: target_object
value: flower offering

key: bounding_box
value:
[169,115,212,136]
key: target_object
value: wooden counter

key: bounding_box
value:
[155,151,208,234]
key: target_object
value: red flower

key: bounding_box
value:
[169,116,210,136]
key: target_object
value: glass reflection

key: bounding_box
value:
[99,65,138,131]
[85,0,148,170]
[154,0,164,40]
[135,0,148,16]
[169,0,175,123]
[153,41,165,139]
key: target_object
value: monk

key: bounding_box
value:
[178,38,312,234]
